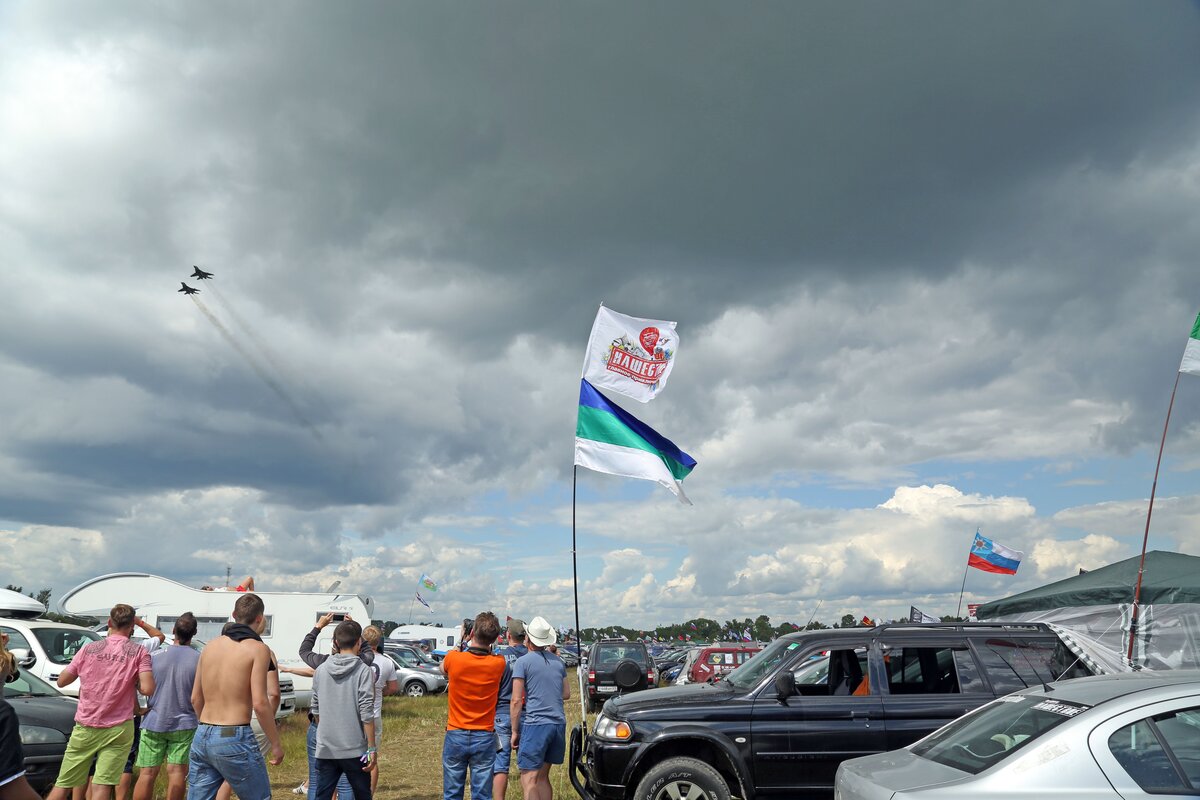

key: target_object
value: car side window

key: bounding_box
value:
[951,649,989,693]
[880,646,962,694]
[1108,716,1196,794]
[792,647,870,696]
[972,639,1055,694]
[0,627,32,652]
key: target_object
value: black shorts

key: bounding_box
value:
[0,699,25,787]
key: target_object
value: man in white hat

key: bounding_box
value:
[509,616,569,800]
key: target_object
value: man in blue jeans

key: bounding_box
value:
[492,619,528,800]
[187,594,282,800]
[510,617,569,800]
[441,612,505,800]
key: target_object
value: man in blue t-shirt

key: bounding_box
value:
[133,613,200,800]
[509,617,569,800]
[492,619,529,799]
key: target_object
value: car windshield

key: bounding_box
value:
[725,638,800,689]
[595,646,647,666]
[33,627,101,666]
[911,694,1088,775]
[3,668,62,698]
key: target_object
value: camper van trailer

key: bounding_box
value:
[387,624,458,657]
[59,573,374,705]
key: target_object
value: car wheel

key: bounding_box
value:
[405,681,427,697]
[634,757,730,800]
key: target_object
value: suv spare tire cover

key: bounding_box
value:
[614,659,644,689]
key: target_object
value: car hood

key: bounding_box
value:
[5,694,77,733]
[610,681,736,713]
[837,749,968,798]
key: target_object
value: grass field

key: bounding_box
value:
[260,693,590,799]
[130,693,592,799]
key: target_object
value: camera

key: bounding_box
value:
[463,617,475,635]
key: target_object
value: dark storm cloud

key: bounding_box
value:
[12,1,1200,331]
[4,0,1200,541]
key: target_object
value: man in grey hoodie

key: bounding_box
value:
[311,621,376,800]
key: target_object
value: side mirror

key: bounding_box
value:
[774,671,796,704]
[9,648,34,668]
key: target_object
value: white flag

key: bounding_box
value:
[581,306,679,403]
[1180,312,1200,376]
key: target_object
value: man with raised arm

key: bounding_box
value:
[46,604,155,800]
[186,594,282,800]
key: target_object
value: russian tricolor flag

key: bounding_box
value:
[968,533,1023,575]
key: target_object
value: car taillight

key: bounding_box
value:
[588,671,596,682]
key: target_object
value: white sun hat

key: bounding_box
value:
[525,616,557,647]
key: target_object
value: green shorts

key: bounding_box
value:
[135,728,197,768]
[57,720,134,788]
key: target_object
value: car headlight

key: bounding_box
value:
[593,714,633,741]
[20,725,68,745]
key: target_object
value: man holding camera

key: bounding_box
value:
[440,612,504,800]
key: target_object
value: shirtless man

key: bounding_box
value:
[186,594,282,800]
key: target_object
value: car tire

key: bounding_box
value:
[405,680,427,697]
[634,757,731,800]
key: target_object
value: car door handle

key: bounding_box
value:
[851,710,871,720]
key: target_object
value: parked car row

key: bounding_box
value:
[570,622,1095,800]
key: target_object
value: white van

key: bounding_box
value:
[387,623,459,657]
[0,587,101,697]
[59,573,374,706]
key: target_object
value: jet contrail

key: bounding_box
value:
[189,295,324,443]
[207,282,334,418]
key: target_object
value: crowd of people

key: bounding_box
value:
[0,597,570,800]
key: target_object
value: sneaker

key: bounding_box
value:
[292,783,308,795]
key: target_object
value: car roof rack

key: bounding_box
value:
[867,622,1049,633]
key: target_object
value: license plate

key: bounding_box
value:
[597,686,617,693]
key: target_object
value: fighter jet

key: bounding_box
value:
[191,266,214,280]
[178,282,200,295]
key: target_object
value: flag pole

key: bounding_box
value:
[571,465,588,720]
[955,531,975,618]
[1127,370,1181,664]
[407,594,415,624]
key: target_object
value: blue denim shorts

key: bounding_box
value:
[186,724,270,800]
[516,723,565,771]
[493,714,513,774]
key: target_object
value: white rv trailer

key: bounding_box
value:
[58,572,374,705]
[387,623,459,656]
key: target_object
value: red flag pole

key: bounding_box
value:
[1127,371,1181,665]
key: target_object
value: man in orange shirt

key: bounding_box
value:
[440,612,504,800]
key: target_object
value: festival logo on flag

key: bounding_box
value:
[581,306,679,403]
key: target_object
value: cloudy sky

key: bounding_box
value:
[4,1,1200,632]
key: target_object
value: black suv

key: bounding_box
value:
[586,640,657,711]
[570,623,1089,800]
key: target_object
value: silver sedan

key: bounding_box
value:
[835,669,1200,800]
